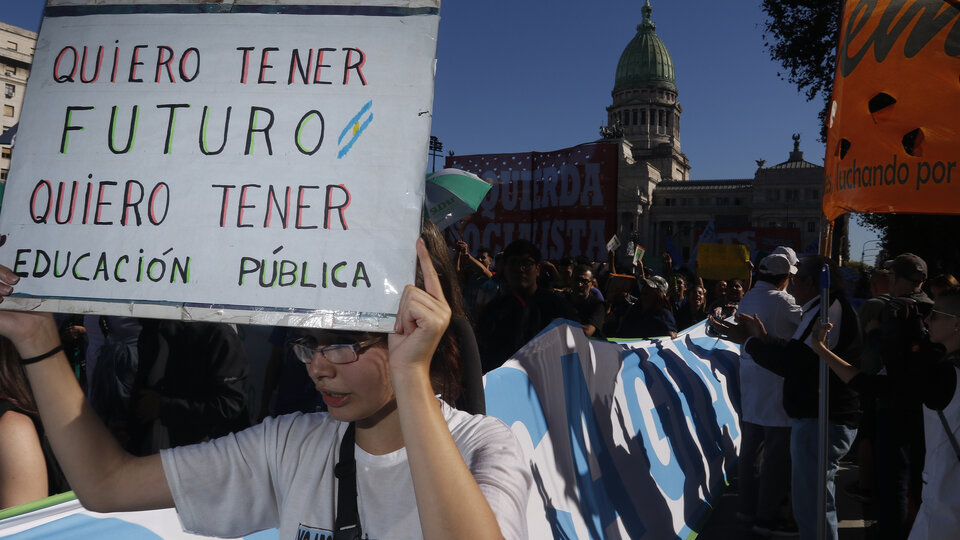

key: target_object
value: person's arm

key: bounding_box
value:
[389,239,509,539]
[809,321,860,383]
[0,410,48,507]
[0,269,172,512]
[710,312,789,376]
[457,242,493,280]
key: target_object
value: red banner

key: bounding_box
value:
[446,142,619,261]
[822,0,960,221]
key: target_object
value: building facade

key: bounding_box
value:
[601,2,841,266]
[0,21,37,186]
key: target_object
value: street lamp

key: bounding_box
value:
[428,136,443,173]
[860,239,882,265]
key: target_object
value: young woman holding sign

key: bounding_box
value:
[0,238,530,539]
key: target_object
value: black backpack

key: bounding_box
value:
[873,296,934,378]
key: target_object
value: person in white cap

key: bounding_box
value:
[772,246,799,268]
[735,253,803,535]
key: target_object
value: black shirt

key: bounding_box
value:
[477,288,576,373]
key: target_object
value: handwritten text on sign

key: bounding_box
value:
[0,4,439,329]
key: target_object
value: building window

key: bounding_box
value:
[1,148,10,159]
[766,189,781,201]
[6,41,17,52]
[662,222,674,235]
[632,109,638,125]
[1,169,7,181]
[805,188,819,200]
[679,197,690,206]
[788,222,799,228]
[4,84,13,99]
[3,105,13,117]
[640,109,646,126]
[734,198,743,206]
[786,189,800,201]
[715,197,730,206]
[768,221,778,227]
[664,197,674,206]
[807,221,817,233]
[4,66,15,76]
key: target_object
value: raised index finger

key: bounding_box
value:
[415,237,445,302]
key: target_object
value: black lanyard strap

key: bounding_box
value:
[334,422,363,540]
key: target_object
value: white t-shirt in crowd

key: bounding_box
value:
[910,366,960,540]
[738,281,802,427]
[161,401,531,539]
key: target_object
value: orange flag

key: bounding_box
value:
[822,0,960,221]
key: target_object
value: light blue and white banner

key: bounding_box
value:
[0,497,277,539]
[485,319,742,539]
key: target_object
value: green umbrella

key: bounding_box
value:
[424,168,491,230]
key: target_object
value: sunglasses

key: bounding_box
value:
[930,309,959,321]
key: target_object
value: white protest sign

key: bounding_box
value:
[0,0,440,331]
[606,234,620,253]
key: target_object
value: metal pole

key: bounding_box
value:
[816,263,831,540]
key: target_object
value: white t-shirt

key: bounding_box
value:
[910,366,960,540]
[738,281,802,427]
[161,401,531,539]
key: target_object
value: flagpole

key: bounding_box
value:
[815,217,835,540]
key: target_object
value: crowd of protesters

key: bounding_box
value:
[711,251,960,540]
[2,231,960,540]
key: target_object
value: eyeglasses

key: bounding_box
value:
[930,309,959,321]
[291,336,384,365]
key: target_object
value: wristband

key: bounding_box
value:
[21,344,65,365]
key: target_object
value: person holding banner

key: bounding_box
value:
[0,239,531,539]
[809,287,960,540]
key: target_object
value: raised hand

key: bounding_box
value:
[388,238,451,378]
[810,320,834,352]
[0,265,61,358]
[734,312,768,340]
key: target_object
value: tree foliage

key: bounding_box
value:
[857,213,960,276]
[761,1,960,274]
[760,0,841,143]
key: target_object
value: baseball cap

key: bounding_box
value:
[890,252,927,282]
[771,246,799,267]
[641,275,669,295]
[758,253,798,276]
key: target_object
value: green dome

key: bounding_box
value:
[614,1,675,93]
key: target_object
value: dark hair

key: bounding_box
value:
[757,273,788,285]
[419,219,467,319]
[937,287,960,315]
[0,337,36,412]
[558,257,574,267]
[418,218,464,404]
[477,247,491,259]
[573,264,592,277]
[930,274,959,290]
[796,254,843,294]
[502,239,542,263]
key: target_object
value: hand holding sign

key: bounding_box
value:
[389,238,451,377]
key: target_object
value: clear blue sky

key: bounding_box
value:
[2,0,880,261]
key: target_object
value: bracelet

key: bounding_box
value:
[21,344,65,365]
